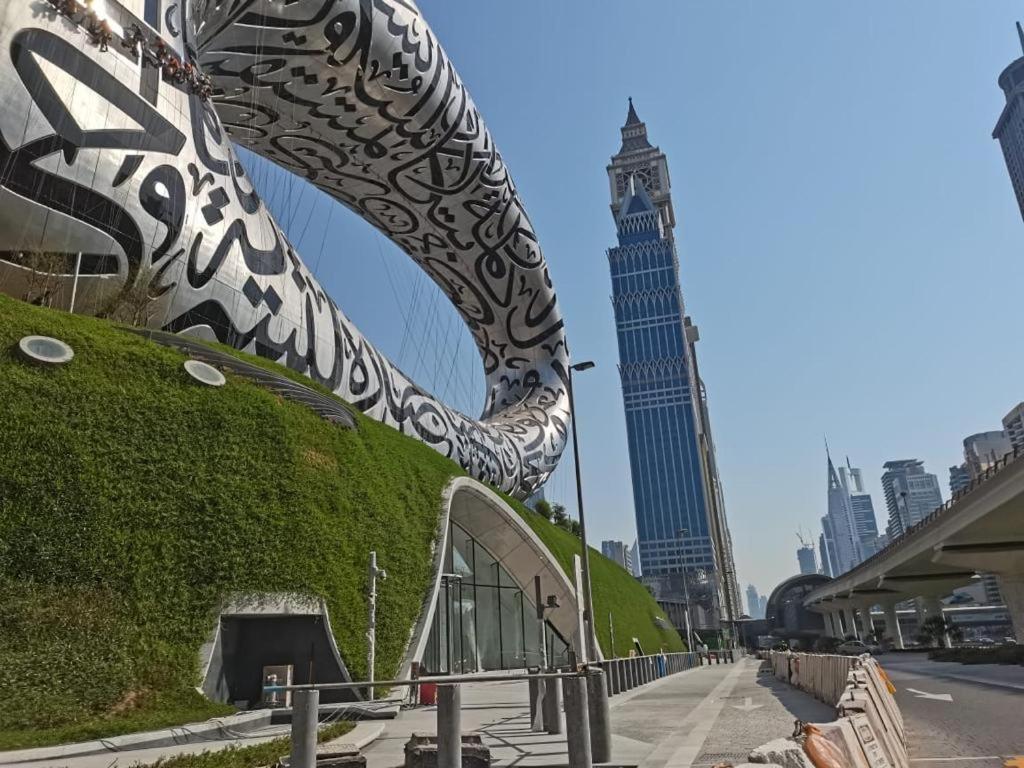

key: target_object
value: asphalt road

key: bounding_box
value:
[878,653,1024,767]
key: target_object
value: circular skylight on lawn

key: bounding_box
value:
[18,335,74,366]
[184,359,226,387]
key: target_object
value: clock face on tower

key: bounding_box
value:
[614,164,662,201]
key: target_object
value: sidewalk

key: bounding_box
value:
[361,656,834,768]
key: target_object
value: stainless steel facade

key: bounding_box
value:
[0,0,570,498]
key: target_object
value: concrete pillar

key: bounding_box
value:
[290,689,319,768]
[586,669,611,763]
[543,671,562,734]
[825,612,839,637]
[437,684,462,768]
[997,574,1024,641]
[883,603,904,649]
[859,604,875,640]
[842,608,859,639]
[563,676,592,768]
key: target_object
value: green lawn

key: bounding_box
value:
[147,720,354,768]
[0,295,680,748]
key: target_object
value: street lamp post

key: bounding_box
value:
[567,360,599,663]
[676,529,694,651]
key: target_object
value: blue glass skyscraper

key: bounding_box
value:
[606,102,739,628]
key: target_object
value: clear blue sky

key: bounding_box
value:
[248,2,1024,601]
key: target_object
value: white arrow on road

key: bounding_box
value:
[905,687,953,702]
[732,697,764,711]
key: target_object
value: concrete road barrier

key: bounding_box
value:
[757,652,909,768]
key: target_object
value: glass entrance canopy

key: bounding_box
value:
[422,521,570,673]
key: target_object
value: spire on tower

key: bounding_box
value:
[625,96,641,126]
[1017,21,1024,55]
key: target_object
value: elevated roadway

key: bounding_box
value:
[804,450,1024,645]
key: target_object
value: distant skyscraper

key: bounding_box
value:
[607,100,739,627]
[882,459,944,539]
[993,23,1024,222]
[797,545,818,575]
[819,528,834,578]
[629,540,642,577]
[601,540,635,575]
[839,461,881,558]
[963,431,1012,478]
[1003,403,1024,453]
[824,448,861,575]
[745,584,763,619]
[758,593,769,619]
[949,463,971,495]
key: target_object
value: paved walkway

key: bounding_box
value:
[362,656,834,768]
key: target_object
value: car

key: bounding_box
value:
[1003,637,1018,645]
[836,639,881,656]
[976,637,996,645]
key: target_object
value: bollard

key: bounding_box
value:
[563,675,592,768]
[607,660,618,695]
[619,658,629,691]
[627,658,636,689]
[529,670,547,731]
[290,689,319,768]
[543,669,563,734]
[586,668,612,763]
[437,684,462,768]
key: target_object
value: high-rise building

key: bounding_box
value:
[993,23,1024,222]
[838,461,881,558]
[824,449,862,575]
[882,459,944,539]
[819,528,834,578]
[949,463,971,495]
[601,540,635,575]
[797,545,818,575]
[1001,403,1024,454]
[607,100,739,629]
[745,584,764,619]
[758,593,769,619]
[963,431,1012,478]
[629,540,642,578]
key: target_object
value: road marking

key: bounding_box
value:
[731,696,763,711]
[905,687,954,702]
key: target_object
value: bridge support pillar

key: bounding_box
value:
[826,611,841,637]
[842,608,859,639]
[858,604,875,640]
[882,603,904,649]
[996,574,1024,641]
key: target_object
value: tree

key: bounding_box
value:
[533,499,553,521]
[569,519,581,538]
[20,251,65,308]
[551,503,569,528]
[916,615,962,648]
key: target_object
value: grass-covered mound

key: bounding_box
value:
[0,294,682,748]
[0,295,457,747]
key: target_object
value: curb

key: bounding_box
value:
[317,722,385,754]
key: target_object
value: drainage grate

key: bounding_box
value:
[694,751,748,765]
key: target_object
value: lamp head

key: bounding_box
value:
[570,360,595,372]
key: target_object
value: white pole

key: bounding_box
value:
[68,252,82,313]
[367,551,378,701]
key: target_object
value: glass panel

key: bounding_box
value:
[473,541,500,586]
[475,585,502,669]
[500,589,525,668]
[451,523,474,580]
[455,583,477,673]
[499,564,520,589]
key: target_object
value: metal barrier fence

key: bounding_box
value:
[271,649,726,768]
